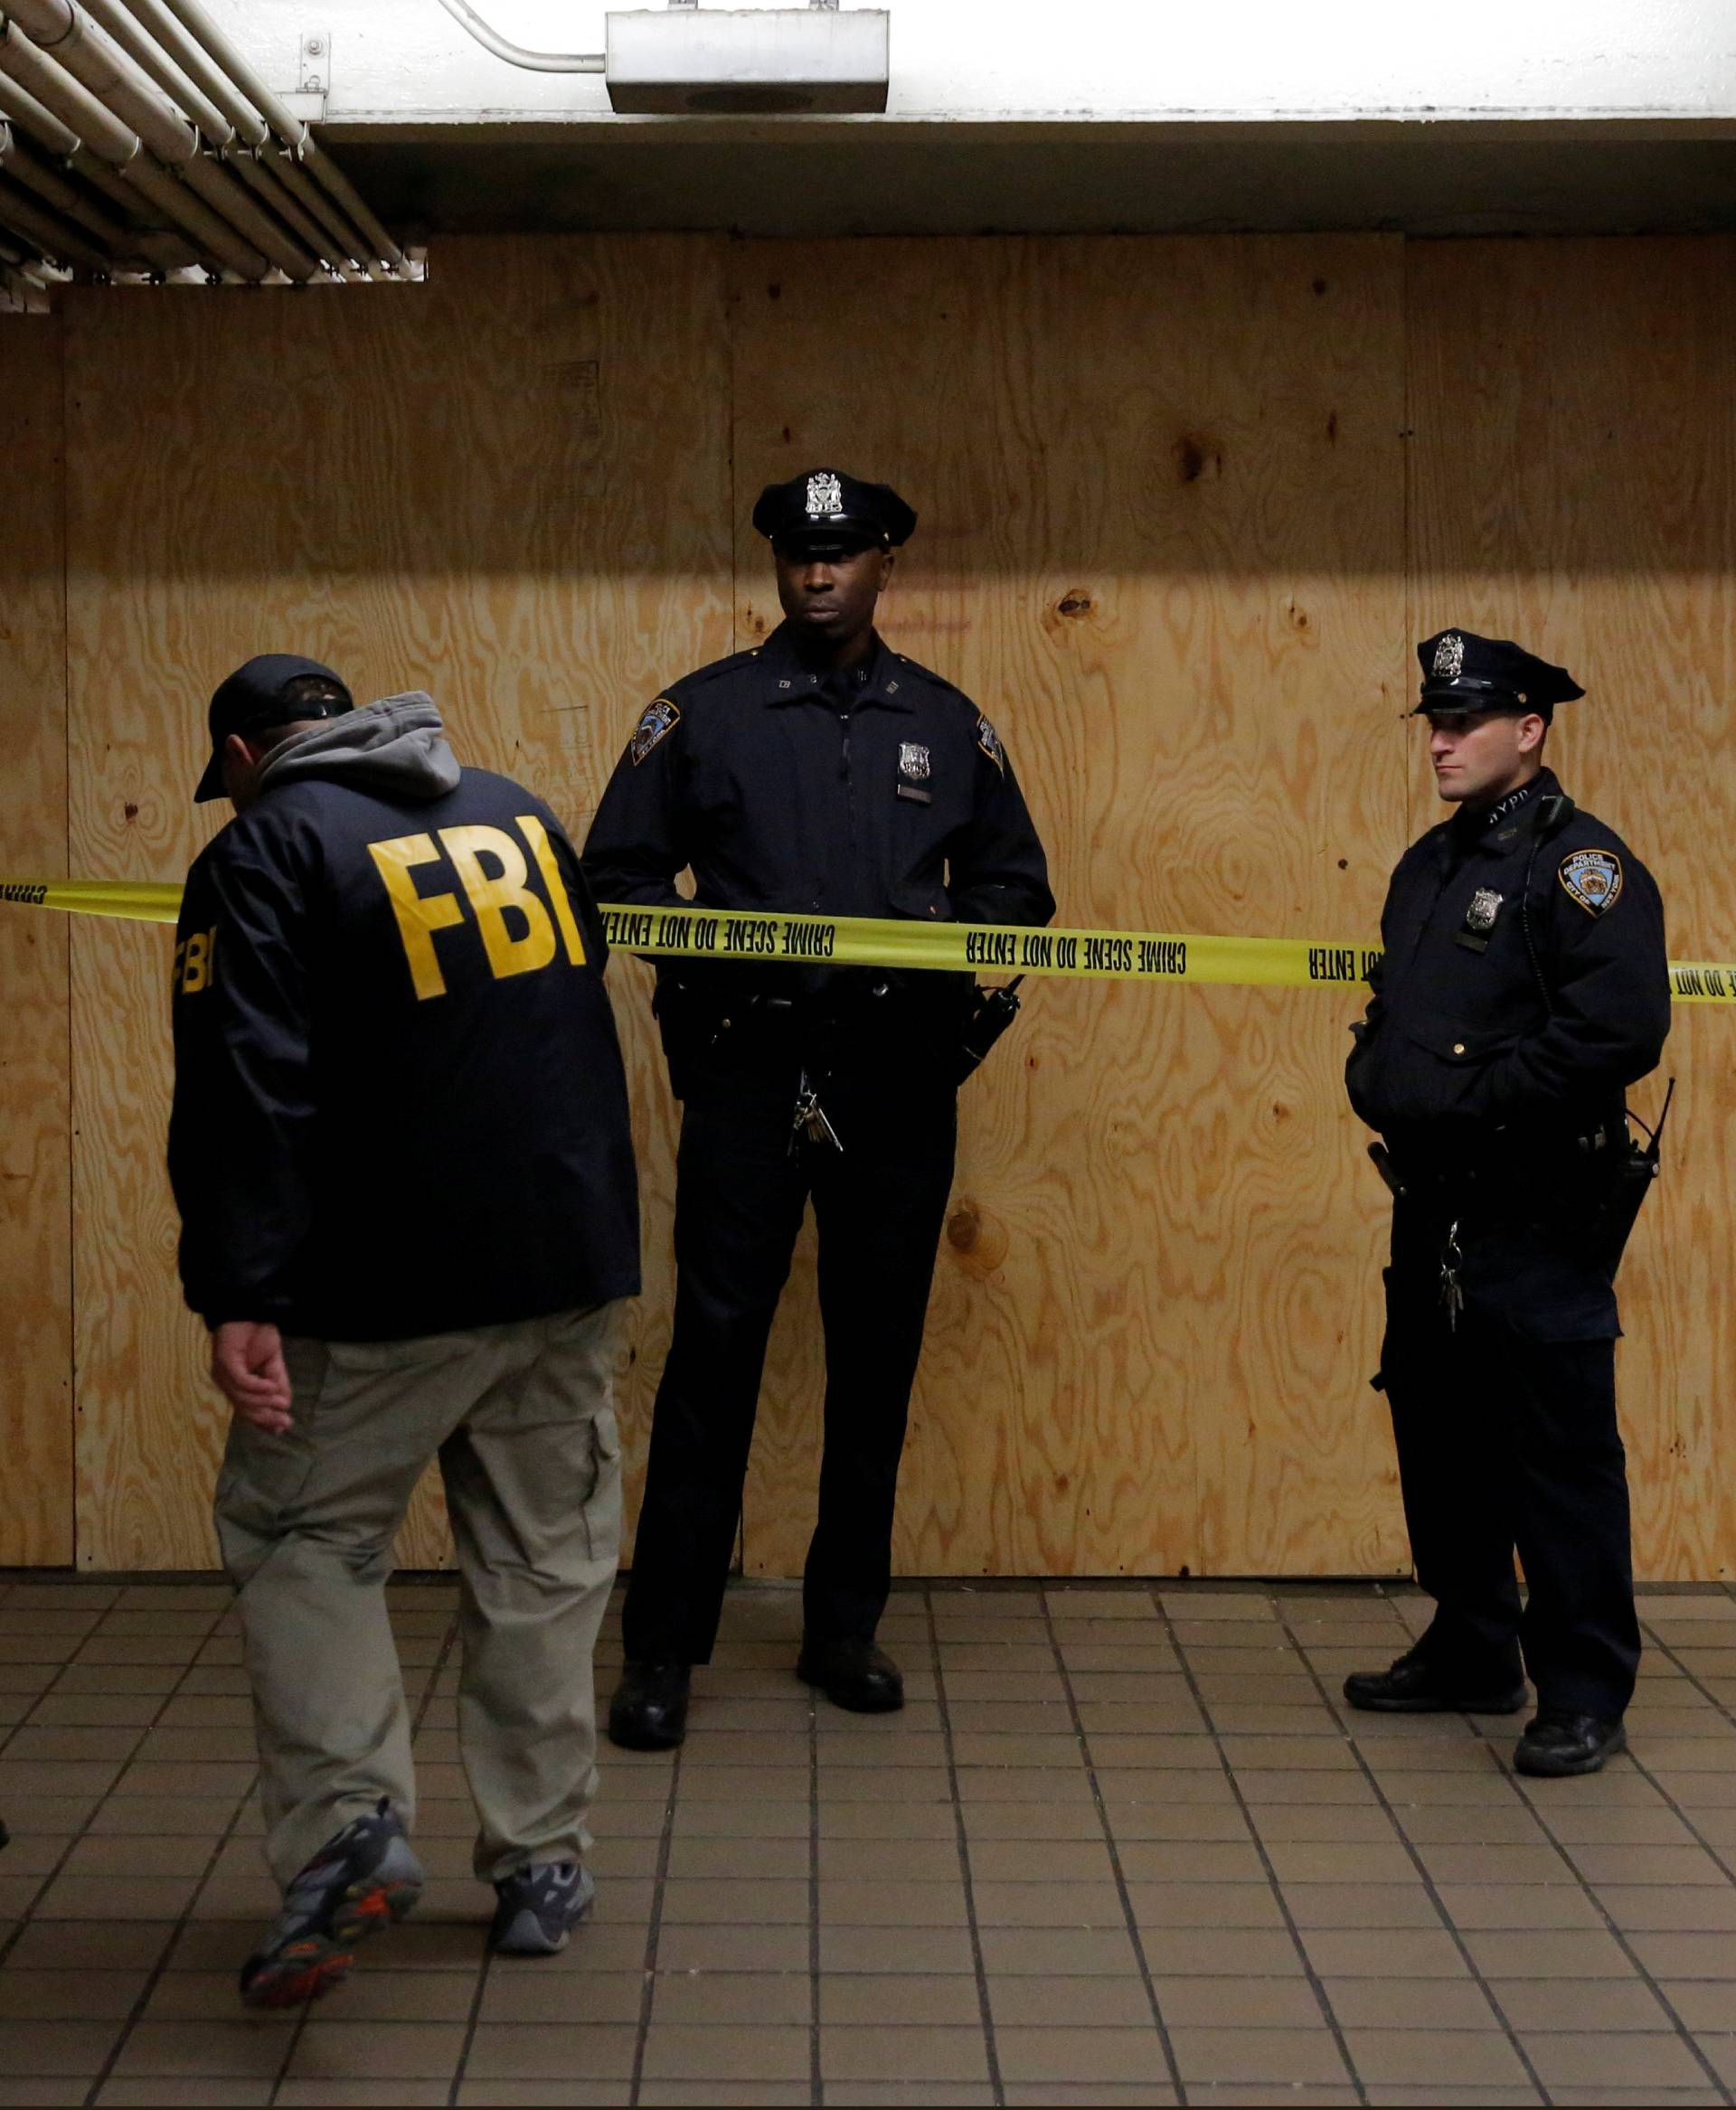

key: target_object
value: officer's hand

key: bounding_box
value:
[211,1321,294,1436]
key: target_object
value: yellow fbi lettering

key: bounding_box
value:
[367,818,587,1001]
[172,926,217,994]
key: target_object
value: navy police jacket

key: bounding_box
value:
[581,625,1054,998]
[1346,768,1670,1167]
[168,695,640,1341]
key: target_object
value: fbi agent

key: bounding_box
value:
[170,655,638,2001]
[586,467,1054,1747]
[1344,629,1671,1776]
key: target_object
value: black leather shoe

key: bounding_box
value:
[796,1636,904,1714]
[608,1662,691,1750]
[1514,1711,1627,1777]
[1343,1650,1528,1715]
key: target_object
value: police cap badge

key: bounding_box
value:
[1559,847,1624,917]
[1414,629,1584,721]
[751,467,918,554]
[629,696,680,767]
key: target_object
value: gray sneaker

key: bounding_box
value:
[490,1860,596,1955]
[239,1799,424,2010]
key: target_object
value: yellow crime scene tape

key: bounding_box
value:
[2,878,1733,1003]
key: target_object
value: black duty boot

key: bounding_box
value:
[1514,1711,1627,1777]
[608,1662,691,1750]
[1343,1648,1528,1715]
[796,1636,904,1714]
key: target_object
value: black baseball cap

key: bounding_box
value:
[751,467,917,556]
[194,654,354,802]
[1414,629,1584,721]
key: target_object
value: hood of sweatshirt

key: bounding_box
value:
[255,692,461,803]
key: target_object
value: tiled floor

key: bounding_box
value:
[3,1578,1736,2108]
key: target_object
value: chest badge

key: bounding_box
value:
[1453,885,1505,955]
[899,741,931,780]
[1560,847,1624,917]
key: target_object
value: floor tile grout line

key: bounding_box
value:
[625,1738,683,2110]
[1035,1587,1186,2109]
[807,1652,822,2109]
[72,1598,258,2109]
[1271,1600,1554,2105]
[926,1585,1005,2110]
[1153,1588,1368,2110]
[1638,1618,1736,1741]
[0,1615,103,1978]
[1466,1729,1736,2108]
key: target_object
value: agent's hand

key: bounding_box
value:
[211,1321,294,1436]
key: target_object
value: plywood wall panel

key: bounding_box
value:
[729,237,1413,1580]
[1407,237,1736,1581]
[0,316,73,1565]
[63,238,732,1568]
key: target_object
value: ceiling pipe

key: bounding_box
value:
[150,0,405,268]
[0,64,193,260]
[0,16,268,275]
[3,0,326,278]
[0,161,114,265]
[432,0,603,73]
[0,109,150,251]
[107,0,360,271]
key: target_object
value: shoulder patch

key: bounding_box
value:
[1559,846,1623,917]
[629,697,680,767]
[975,713,1005,773]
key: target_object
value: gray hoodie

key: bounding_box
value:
[255,691,462,804]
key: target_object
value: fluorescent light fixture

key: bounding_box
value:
[606,8,890,114]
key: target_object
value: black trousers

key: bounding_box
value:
[1382,1205,1641,1718]
[622,1057,958,1665]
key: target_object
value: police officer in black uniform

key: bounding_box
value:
[585,467,1053,1747]
[1344,629,1671,1776]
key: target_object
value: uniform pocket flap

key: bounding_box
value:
[1396,1014,1517,1064]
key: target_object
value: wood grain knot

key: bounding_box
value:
[1056,593,1093,618]
[946,1201,1009,1276]
[122,803,138,822]
[1174,435,1222,485]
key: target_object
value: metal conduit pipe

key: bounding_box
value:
[258,141,377,275]
[0,16,267,275]
[81,0,356,272]
[433,0,603,73]
[5,0,325,277]
[0,113,142,249]
[104,0,357,271]
[0,67,186,258]
[0,163,113,265]
[150,0,403,268]
[105,0,379,271]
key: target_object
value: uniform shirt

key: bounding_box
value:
[168,697,640,1341]
[1346,768,1670,1157]
[583,625,1054,945]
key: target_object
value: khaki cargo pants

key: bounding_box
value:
[214,1301,626,1889]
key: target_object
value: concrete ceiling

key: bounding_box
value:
[326,119,1736,240]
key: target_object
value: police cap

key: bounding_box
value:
[1414,629,1584,721]
[194,653,354,803]
[751,466,917,556]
